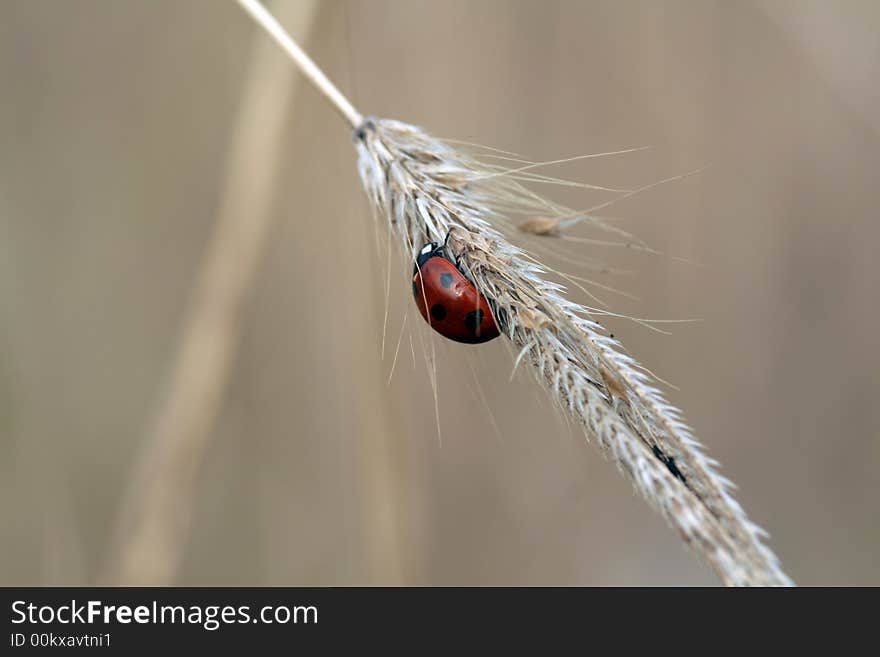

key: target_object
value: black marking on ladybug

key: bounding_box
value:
[431,304,447,321]
[652,445,687,485]
[439,273,454,288]
[414,243,441,272]
[464,309,484,334]
[412,279,419,298]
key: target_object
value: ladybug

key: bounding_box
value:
[412,237,500,344]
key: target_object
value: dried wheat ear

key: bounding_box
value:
[233,0,792,586]
[355,117,792,587]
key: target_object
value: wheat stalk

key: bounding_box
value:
[101,0,320,585]
[237,0,793,586]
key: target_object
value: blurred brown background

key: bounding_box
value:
[1,0,878,586]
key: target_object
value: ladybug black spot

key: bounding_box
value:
[439,273,454,288]
[464,309,484,334]
[431,304,447,321]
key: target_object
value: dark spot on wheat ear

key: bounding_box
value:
[652,444,687,486]
[353,118,376,143]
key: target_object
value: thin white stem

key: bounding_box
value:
[236,0,363,128]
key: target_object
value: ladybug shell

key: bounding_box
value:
[412,245,500,344]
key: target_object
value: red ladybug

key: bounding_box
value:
[412,239,500,344]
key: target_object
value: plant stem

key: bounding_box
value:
[236,0,363,128]
[102,0,321,584]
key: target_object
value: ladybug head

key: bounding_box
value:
[415,241,443,270]
[415,227,465,269]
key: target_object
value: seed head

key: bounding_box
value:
[355,117,792,586]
